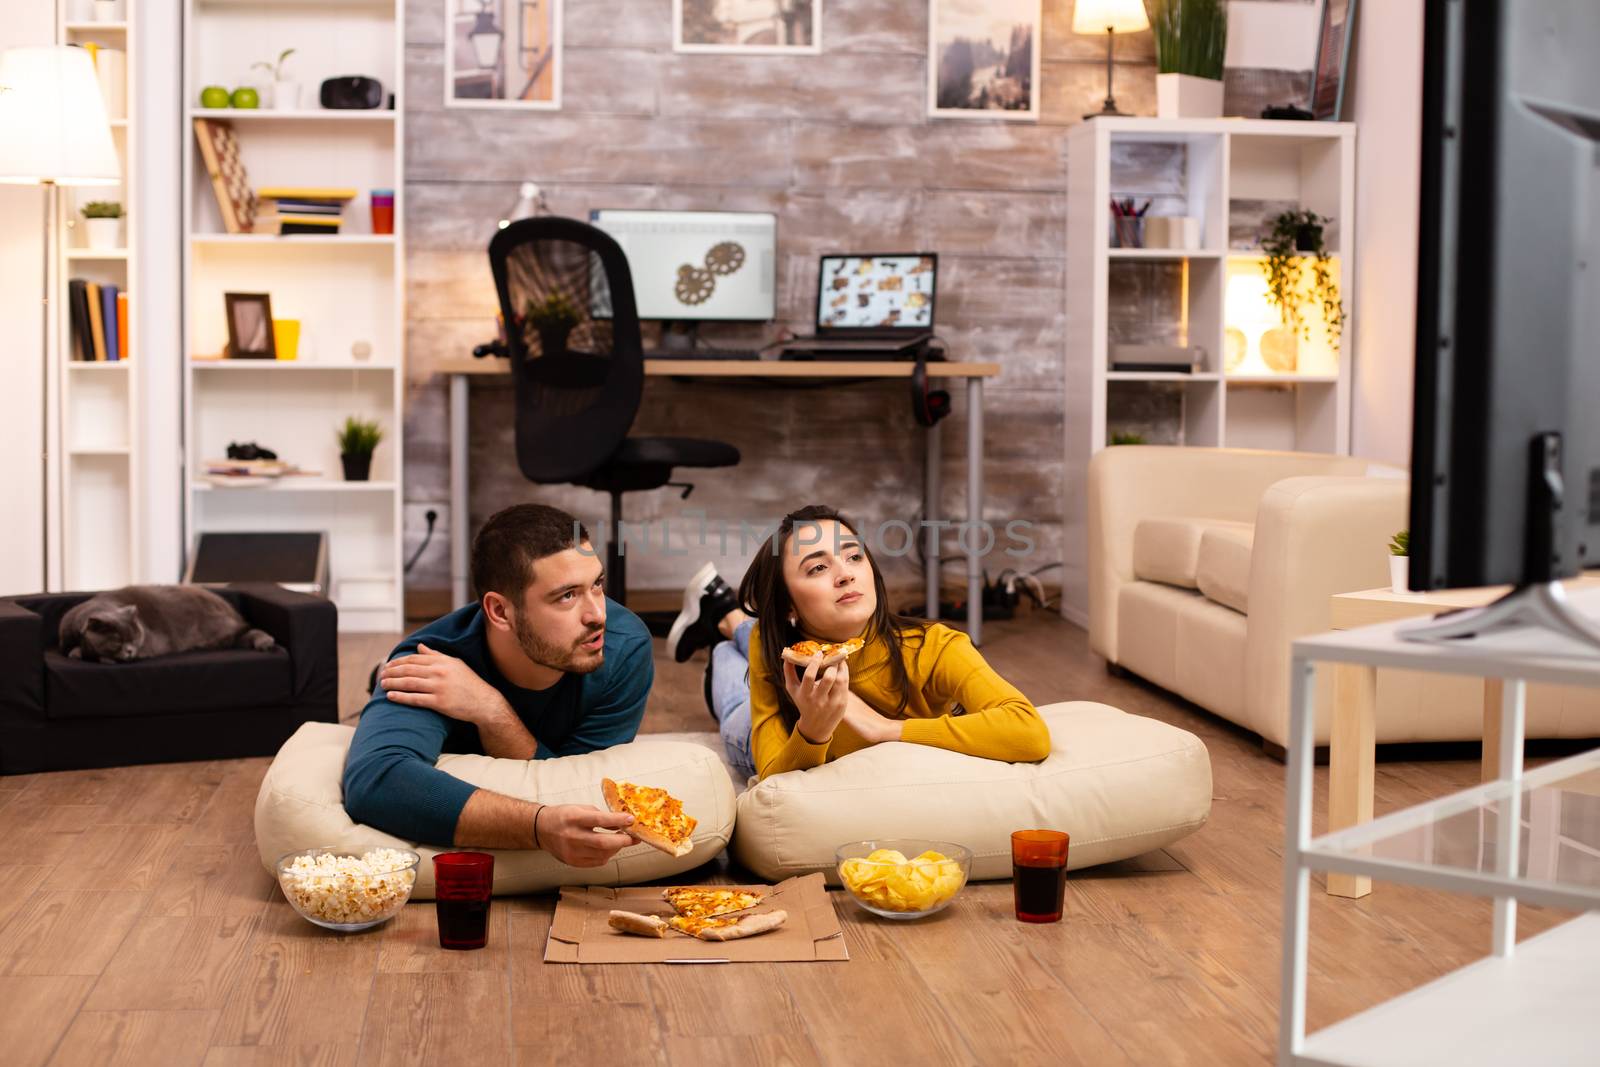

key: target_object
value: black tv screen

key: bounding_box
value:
[1409,0,1600,590]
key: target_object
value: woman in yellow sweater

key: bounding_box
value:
[667,504,1051,780]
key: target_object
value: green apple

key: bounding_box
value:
[199,85,230,109]
[230,87,260,109]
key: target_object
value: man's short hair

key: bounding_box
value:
[471,503,591,601]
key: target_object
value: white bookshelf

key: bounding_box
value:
[182,0,404,632]
[1061,117,1356,625]
[53,2,139,593]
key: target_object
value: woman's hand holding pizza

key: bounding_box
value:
[784,651,850,745]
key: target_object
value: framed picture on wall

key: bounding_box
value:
[674,0,821,55]
[446,0,563,109]
[928,0,1040,120]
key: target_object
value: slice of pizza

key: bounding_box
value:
[661,886,765,921]
[780,636,866,668]
[668,909,788,942]
[608,910,669,938]
[601,778,697,858]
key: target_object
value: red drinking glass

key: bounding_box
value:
[433,851,493,949]
[1011,829,1069,923]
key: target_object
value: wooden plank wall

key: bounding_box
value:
[400,0,1312,600]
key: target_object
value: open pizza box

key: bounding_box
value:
[544,873,849,964]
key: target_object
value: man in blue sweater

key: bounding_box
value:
[342,503,649,867]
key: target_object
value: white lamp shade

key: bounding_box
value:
[0,46,121,186]
[1072,0,1152,35]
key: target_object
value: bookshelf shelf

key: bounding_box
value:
[1106,371,1222,382]
[189,107,396,123]
[184,0,406,632]
[1107,248,1224,261]
[54,1,139,593]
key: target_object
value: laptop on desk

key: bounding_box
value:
[779,253,938,360]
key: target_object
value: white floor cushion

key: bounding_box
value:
[731,701,1212,884]
[254,722,737,899]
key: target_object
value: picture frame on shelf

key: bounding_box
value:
[446,0,563,110]
[1309,0,1357,120]
[673,0,821,55]
[224,292,277,359]
[928,0,1040,120]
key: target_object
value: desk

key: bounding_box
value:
[1324,577,1600,898]
[436,358,1002,643]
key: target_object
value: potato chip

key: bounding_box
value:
[867,849,908,866]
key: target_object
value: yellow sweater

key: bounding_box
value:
[748,622,1051,779]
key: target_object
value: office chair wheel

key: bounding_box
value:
[675,264,715,305]
[704,241,745,276]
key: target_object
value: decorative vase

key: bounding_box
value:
[341,453,372,482]
[93,0,119,22]
[1389,555,1409,595]
[273,81,302,111]
[1156,73,1224,119]
[84,217,120,250]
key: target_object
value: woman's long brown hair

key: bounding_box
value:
[737,504,927,725]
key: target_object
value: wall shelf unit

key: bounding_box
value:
[52,1,140,593]
[182,0,404,633]
[1061,117,1356,624]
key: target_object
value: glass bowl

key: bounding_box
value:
[834,839,972,920]
[275,846,420,932]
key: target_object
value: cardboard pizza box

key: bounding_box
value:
[544,873,848,964]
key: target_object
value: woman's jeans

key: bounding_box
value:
[710,618,758,780]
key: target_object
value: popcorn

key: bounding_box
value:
[278,848,418,926]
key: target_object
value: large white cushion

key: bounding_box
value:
[254,722,737,899]
[1196,523,1253,614]
[731,702,1212,884]
[1133,517,1252,590]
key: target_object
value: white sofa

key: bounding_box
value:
[1088,446,1600,750]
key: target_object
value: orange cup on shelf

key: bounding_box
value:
[272,318,300,361]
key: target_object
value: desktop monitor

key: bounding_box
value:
[588,209,777,323]
[1408,0,1600,591]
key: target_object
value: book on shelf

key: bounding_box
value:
[255,186,357,202]
[117,291,129,361]
[68,279,92,362]
[258,199,343,215]
[253,213,343,236]
[99,283,120,361]
[86,281,106,361]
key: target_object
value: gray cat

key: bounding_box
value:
[59,585,277,663]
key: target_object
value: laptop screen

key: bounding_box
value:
[815,254,938,332]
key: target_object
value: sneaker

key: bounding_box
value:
[667,561,738,663]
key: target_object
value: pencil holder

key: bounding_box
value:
[1112,215,1145,249]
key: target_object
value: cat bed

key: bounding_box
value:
[0,584,337,775]
[254,721,739,899]
[730,701,1212,884]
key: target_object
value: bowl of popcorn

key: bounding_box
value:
[275,847,421,932]
[835,839,971,919]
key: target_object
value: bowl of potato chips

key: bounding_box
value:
[834,839,972,919]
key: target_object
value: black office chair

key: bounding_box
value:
[484,217,740,631]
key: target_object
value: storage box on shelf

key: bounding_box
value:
[1061,117,1355,624]
[183,0,404,632]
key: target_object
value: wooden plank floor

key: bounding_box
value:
[0,607,1572,1065]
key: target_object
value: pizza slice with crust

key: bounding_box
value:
[600,778,697,858]
[668,909,788,942]
[661,886,765,920]
[780,636,865,668]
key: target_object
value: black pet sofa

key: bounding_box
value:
[0,583,337,775]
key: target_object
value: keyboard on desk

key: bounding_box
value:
[644,349,761,361]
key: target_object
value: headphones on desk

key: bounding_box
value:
[909,341,951,427]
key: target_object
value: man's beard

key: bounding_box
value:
[512,611,604,675]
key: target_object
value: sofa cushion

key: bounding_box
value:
[730,701,1211,884]
[253,722,738,899]
[1133,518,1252,590]
[1196,524,1253,614]
[43,647,294,720]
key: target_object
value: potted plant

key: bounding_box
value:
[1388,529,1410,594]
[337,416,382,482]
[80,201,123,250]
[253,48,299,111]
[1148,0,1227,119]
[524,292,581,357]
[1261,208,1346,352]
[1110,432,1147,446]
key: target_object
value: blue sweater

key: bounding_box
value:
[341,598,653,845]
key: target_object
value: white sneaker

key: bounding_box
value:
[667,561,738,663]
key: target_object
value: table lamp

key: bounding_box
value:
[1072,0,1151,120]
[1225,271,1279,377]
[0,46,122,589]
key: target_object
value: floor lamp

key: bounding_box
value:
[0,46,122,591]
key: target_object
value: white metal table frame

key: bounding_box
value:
[443,359,993,644]
[1279,616,1600,1065]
